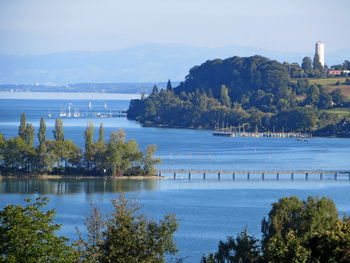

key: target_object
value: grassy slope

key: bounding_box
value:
[292,77,350,117]
[321,107,350,118]
[292,77,350,99]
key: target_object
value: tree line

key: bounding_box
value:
[0,113,161,176]
[128,56,349,134]
[1,195,350,262]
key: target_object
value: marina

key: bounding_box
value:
[212,130,312,138]
[51,102,127,118]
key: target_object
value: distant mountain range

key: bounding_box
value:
[0,82,178,94]
[0,43,349,85]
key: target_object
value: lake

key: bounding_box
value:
[0,94,350,262]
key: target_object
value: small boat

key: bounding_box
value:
[59,109,67,117]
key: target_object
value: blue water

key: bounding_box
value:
[0,95,350,262]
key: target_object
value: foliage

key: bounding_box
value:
[98,123,104,143]
[18,113,26,140]
[1,195,179,263]
[53,118,64,142]
[309,219,350,262]
[202,196,350,263]
[202,229,261,263]
[261,196,338,262]
[0,115,161,176]
[76,194,178,263]
[0,197,79,263]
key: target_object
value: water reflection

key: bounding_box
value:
[0,178,160,194]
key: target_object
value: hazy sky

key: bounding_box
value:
[0,0,349,55]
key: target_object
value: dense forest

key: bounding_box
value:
[0,113,160,176]
[128,55,350,135]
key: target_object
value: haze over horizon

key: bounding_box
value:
[1,0,349,55]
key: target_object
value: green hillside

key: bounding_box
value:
[128,55,350,136]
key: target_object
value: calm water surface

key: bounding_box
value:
[0,95,350,262]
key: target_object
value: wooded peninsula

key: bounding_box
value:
[128,55,350,137]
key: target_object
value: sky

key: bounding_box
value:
[0,0,349,55]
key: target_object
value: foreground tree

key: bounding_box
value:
[76,194,179,263]
[203,196,349,263]
[202,229,261,263]
[0,197,79,263]
[261,196,338,262]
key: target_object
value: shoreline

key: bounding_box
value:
[0,174,165,180]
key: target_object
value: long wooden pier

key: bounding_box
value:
[157,170,350,181]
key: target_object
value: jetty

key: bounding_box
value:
[157,170,350,181]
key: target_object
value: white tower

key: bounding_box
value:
[315,41,325,68]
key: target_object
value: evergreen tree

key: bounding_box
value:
[151,85,159,94]
[84,122,94,170]
[38,117,47,153]
[23,123,35,146]
[18,113,26,140]
[220,84,231,107]
[166,79,173,91]
[98,123,104,143]
[37,118,48,172]
[53,119,64,142]
[84,122,94,151]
